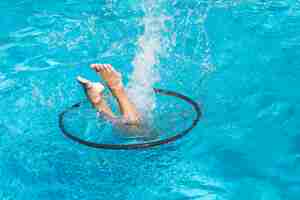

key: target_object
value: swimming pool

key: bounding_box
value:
[1,0,300,199]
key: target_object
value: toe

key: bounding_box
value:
[77,76,89,84]
[106,64,113,72]
[96,64,103,72]
[93,64,102,72]
[90,64,99,72]
[99,64,105,68]
[104,64,111,72]
[90,64,97,69]
[77,76,92,88]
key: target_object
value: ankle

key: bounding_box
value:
[108,79,123,89]
[109,81,125,94]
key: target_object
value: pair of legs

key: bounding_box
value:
[77,64,140,125]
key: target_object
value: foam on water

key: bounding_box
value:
[127,0,169,117]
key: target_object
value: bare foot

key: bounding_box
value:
[77,76,104,105]
[77,76,116,118]
[90,64,141,125]
[90,64,122,90]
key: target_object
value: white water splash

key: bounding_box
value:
[199,2,215,76]
[127,1,168,116]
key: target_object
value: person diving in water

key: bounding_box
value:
[77,64,141,127]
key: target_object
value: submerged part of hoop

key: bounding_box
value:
[59,88,202,150]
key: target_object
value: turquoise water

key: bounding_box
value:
[1,0,300,199]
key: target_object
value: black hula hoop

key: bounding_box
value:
[59,88,202,150]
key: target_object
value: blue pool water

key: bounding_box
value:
[1,0,300,199]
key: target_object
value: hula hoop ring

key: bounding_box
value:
[59,88,202,150]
